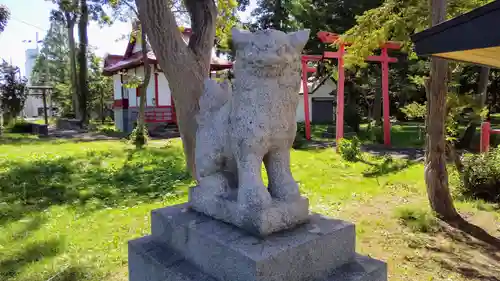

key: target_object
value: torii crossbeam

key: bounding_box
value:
[301,31,401,147]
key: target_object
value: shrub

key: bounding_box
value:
[395,206,439,233]
[130,125,149,148]
[460,148,500,202]
[400,102,426,122]
[338,137,361,162]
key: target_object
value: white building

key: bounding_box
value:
[103,25,232,133]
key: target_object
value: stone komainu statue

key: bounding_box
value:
[194,28,310,211]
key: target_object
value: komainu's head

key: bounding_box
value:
[232,28,310,76]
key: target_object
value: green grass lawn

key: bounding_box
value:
[0,134,499,281]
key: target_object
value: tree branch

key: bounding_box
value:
[135,0,191,69]
[121,0,139,17]
[185,0,217,69]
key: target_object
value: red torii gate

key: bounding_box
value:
[301,31,401,147]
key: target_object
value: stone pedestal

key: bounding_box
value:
[129,204,387,281]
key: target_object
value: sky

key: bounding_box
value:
[0,0,256,77]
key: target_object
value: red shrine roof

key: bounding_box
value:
[103,27,233,76]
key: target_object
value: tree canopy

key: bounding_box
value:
[342,0,493,67]
[0,4,9,33]
[0,61,27,122]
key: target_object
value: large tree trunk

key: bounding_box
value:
[77,0,89,125]
[425,0,460,221]
[135,0,217,177]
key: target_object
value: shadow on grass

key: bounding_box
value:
[398,206,500,280]
[0,135,119,146]
[293,140,336,151]
[0,147,191,226]
[0,239,62,279]
[430,222,500,281]
[44,265,93,281]
[362,157,417,177]
[10,216,46,242]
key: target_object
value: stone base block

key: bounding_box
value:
[129,204,387,281]
[151,204,357,281]
[188,185,310,236]
[129,236,216,281]
[129,236,387,281]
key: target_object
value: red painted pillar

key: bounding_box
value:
[336,44,345,145]
[301,58,311,140]
[381,47,391,147]
[480,121,491,153]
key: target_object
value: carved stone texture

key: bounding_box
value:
[191,28,311,236]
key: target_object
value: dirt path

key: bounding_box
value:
[300,140,425,161]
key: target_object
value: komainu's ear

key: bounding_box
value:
[288,29,310,52]
[231,28,252,48]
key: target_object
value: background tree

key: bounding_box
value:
[50,0,80,119]
[0,4,9,33]
[32,21,72,114]
[50,0,113,123]
[291,0,383,53]
[134,0,241,176]
[132,23,151,148]
[107,1,152,148]
[32,16,113,121]
[87,51,113,122]
[0,5,11,134]
[0,62,28,125]
[77,0,90,125]
[456,66,490,148]
[250,0,296,31]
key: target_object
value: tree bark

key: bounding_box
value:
[61,0,80,118]
[77,0,89,125]
[135,0,216,176]
[67,17,80,119]
[64,1,80,120]
[136,24,151,148]
[478,67,490,106]
[425,0,460,221]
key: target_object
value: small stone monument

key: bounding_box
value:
[128,28,387,281]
